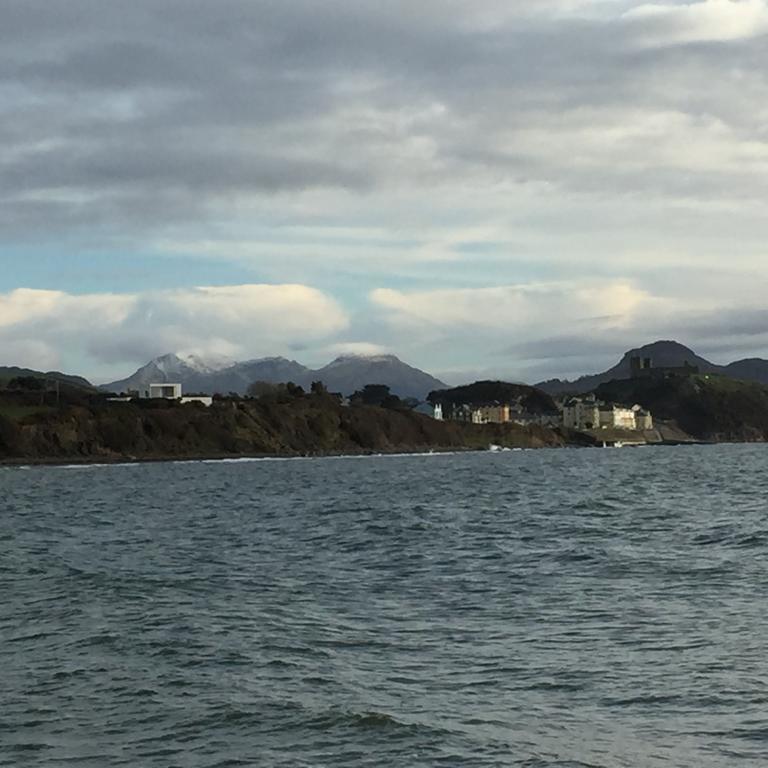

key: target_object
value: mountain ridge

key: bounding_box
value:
[103,352,446,400]
[536,340,768,394]
[0,366,95,391]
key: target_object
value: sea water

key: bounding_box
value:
[3,445,768,767]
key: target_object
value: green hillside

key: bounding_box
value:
[0,367,94,391]
[596,374,768,442]
[0,386,566,462]
[428,380,558,413]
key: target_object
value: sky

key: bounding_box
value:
[3,0,768,385]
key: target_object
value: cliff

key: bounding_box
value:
[0,389,566,463]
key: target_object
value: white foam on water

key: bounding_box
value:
[13,450,471,471]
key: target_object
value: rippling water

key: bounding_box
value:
[3,445,768,767]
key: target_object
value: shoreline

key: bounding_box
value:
[0,438,732,468]
[0,445,490,468]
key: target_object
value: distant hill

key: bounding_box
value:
[537,340,768,394]
[0,366,94,391]
[313,355,446,400]
[104,353,312,397]
[427,380,558,414]
[596,374,768,443]
[103,353,446,400]
[721,358,768,383]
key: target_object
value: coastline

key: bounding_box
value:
[0,444,494,468]
[0,437,728,468]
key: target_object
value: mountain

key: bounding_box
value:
[536,340,768,395]
[103,353,446,400]
[722,358,768,384]
[0,366,94,391]
[311,354,446,400]
[103,353,226,395]
[206,358,313,395]
[104,353,311,396]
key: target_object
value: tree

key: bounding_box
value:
[8,376,45,391]
[350,384,392,407]
[284,382,305,397]
[247,381,279,398]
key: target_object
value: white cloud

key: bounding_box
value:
[0,284,348,377]
[625,0,768,45]
[322,341,390,357]
[0,339,61,372]
[0,288,134,329]
[370,280,662,332]
[4,1,768,381]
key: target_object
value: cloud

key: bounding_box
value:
[625,0,768,45]
[321,341,391,357]
[0,284,348,378]
[4,0,768,249]
[367,280,665,380]
[368,280,768,382]
[370,281,660,331]
[3,1,768,380]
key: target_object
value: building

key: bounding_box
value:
[522,412,562,428]
[630,356,699,380]
[563,395,652,431]
[633,404,653,430]
[562,396,600,430]
[146,383,182,399]
[472,404,511,424]
[599,404,637,430]
[140,383,212,407]
[436,402,513,424]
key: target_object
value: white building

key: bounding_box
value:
[433,403,443,420]
[141,383,213,407]
[146,383,182,399]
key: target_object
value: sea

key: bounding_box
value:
[3,444,768,767]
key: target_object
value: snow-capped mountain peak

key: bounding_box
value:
[104,351,446,399]
[177,353,234,374]
[326,353,398,366]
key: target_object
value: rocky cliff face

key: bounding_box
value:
[0,393,565,462]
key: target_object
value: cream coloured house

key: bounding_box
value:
[562,396,600,430]
[563,396,652,431]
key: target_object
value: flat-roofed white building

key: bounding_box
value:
[146,383,182,399]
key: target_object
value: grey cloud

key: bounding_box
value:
[5,0,768,243]
[673,308,768,340]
